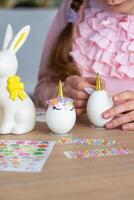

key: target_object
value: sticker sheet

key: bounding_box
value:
[59,137,116,146]
[64,147,133,159]
[0,140,55,172]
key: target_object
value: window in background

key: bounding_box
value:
[0,0,62,8]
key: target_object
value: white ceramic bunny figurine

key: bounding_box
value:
[0,24,36,134]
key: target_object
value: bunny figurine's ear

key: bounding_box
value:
[3,24,13,50]
[9,25,30,53]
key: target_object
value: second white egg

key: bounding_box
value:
[87,90,113,127]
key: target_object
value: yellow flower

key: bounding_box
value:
[7,75,27,101]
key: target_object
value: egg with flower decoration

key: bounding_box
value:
[86,74,114,127]
[46,80,76,135]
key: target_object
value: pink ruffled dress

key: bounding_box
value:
[70,0,134,94]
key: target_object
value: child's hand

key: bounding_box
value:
[63,75,104,115]
[103,91,134,130]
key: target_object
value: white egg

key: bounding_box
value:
[46,105,76,135]
[87,90,113,127]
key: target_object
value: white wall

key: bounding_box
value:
[0,9,57,95]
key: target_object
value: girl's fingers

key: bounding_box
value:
[73,99,87,108]
[66,76,98,91]
[113,91,134,102]
[122,123,134,131]
[105,111,134,129]
[64,84,89,100]
[65,75,105,92]
[65,76,93,90]
[76,107,86,115]
[85,77,106,88]
[103,100,134,119]
[84,77,96,85]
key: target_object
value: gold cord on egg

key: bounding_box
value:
[95,73,103,91]
[57,80,64,97]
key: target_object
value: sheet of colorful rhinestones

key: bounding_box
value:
[58,136,133,159]
[0,140,55,172]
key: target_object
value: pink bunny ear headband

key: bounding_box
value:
[67,8,78,23]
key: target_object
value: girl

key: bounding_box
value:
[34,0,134,130]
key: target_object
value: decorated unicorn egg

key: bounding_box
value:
[46,81,76,135]
[87,74,113,127]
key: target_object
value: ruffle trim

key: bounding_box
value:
[70,0,134,79]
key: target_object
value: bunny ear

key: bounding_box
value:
[9,25,30,53]
[3,24,13,50]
